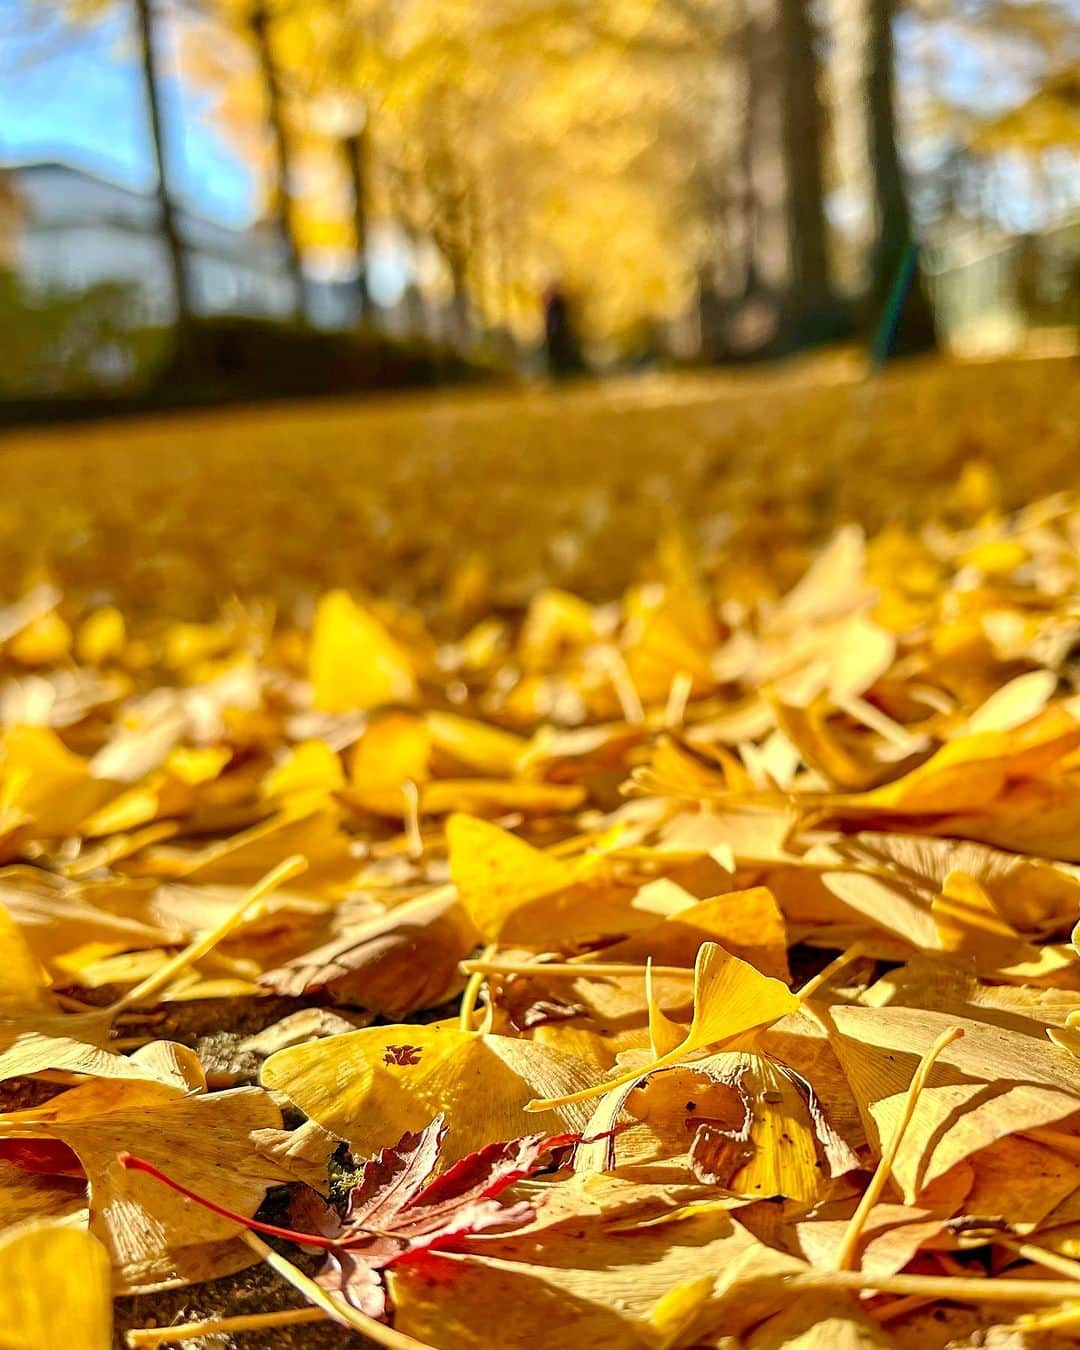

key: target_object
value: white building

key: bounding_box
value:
[0,159,296,321]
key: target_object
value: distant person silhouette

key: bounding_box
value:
[543,282,582,378]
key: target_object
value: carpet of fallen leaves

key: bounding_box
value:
[1,356,1079,1349]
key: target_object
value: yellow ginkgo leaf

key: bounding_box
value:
[261,739,345,801]
[0,901,52,1015]
[519,588,598,668]
[852,734,1009,814]
[828,1004,1080,1201]
[967,669,1059,733]
[309,589,416,711]
[75,605,126,666]
[447,813,622,945]
[261,1019,598,1162]
[425,710,529,776]
[164,744,231,786]
[421,779,586,818]
[603,886,789,981]
[388,1177,763,1350]
[0,727,117,838]
[10,610,73,665]
[4,1084,285,1292]
[931,870,1051,973]
[646,961,686,1057]
[348,710,432,794]
[527,942,799,1111]
[0,1223,111,1350]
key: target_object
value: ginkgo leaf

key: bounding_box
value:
[349,711,432,790]
[840,734,1010,815]
[518,588,599,668]
[46,1085,284,1291]
[11,413,1080,1346]
[0,867,175,973]
[573,1053,846,1206]
[0,1222,111,1349]
[309,590,417,712]
[387,1183,765,1350]
[447,813,630,945]
[828,1004,1080,1201]
[0,900,52,1014]
[741,1171,971,1282]
[956,1134,1079,1234]
[743,1293,894,1350]
[261,1020,598,1163]
[966,669,1059,733]
[602,886,789,981]
[261,885,478,1017]
[526,942,799,1111]
[863,955,1080,1034]
[0,726,119,839]
[929,871,1079,982]
[140,806,356,893]
[425,711,529,776]
[0,902,154,1083]
[420,778,587,817]
[261,739,345,801]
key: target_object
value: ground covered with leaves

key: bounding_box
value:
[1,356,1079,1348]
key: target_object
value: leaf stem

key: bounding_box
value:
[107,854,306,1013]
[459,944,497,1031]
[402,780,423,860]
[459,957,693,980]
[997,1236,1080,1283]
[785,1267,1079,1306]
[240,1231,439,1349]
[796,941,870,1001]
[833,1024,964,1271]
[126,1308,326,1346]
[117,1150,339,1251]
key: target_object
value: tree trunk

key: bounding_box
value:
[778,0,833,321]
[132,0,194,332]
[865,0,936,353]
[250,1,305,322]
[450,263,470,347]
[342,126,370,324]
[735,0,761,300]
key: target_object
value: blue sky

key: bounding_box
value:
[0,0,1072,239]
[0,0,256,224]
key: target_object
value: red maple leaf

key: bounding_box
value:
[0,1138,85,1177]
[119,1114,577,1322]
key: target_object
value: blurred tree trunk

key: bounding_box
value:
[865,0,936,353]
[250,1,305,322]
[735,0,762,300]
[450,262,471,346]
[342,124,371,324]
[132,0,194,332]
[778,0,837,337]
